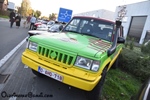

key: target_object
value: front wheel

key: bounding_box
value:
[86,67,107,100]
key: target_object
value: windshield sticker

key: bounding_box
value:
[88,38,111,46]
[87,38,111,51]
[108,32,112,37]
[58,38,78,43]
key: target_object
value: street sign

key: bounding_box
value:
[58,8,73,23]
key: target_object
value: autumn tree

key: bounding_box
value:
[41,16,49,20]
[20,0,31,17]
[34,10,41,18]
[27,7,34,15]
[49,13,57,20]
[17,7,21,14]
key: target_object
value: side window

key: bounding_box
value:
[118,28,121,37]
[65,19,80,31]
[117,26,124,37]
[120,26,124,37]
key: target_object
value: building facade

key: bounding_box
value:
[7,2,16,11]
[0,0,8,11]
[114,1,150,44]
[73,9,115,21]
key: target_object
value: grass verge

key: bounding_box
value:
[0,15,9,19]
[100,68,141,100]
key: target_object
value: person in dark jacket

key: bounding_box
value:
[9,10,16,28]
[15,14,21,28]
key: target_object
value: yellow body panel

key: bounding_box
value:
[108,48,122,69]
[22,50,101,91]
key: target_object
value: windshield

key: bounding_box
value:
[50,24,60,30]
[47,21,55,25]
[63,17,114,41]
[49,24,60,31]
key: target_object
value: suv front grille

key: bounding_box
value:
[38,46,76,66]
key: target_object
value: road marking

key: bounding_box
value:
[9,97,17,100]
[0,37,28,68]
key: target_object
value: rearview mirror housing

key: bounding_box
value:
[59,25,63,31]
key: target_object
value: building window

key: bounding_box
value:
[128,16,147,42]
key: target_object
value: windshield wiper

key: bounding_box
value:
[82,33,99,38]
[63,30,80,34]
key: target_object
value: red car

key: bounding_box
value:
[33,20,49,30]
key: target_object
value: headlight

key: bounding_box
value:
[74,56,100,71]
[28,41,38,52]
[91,61,100,71]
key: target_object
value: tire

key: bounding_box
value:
[32,69,44,77]
[86,67,107,100]
[112,55,120,69]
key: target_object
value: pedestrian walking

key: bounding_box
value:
[29,15,36,30]
[9,10,15,28]
[15,14,21,28]
[26,14,31,28]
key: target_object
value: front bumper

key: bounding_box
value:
[21,50,101,91]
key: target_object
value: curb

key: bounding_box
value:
[0,18,9,21]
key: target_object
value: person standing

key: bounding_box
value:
[15,14,21,28]
[29,15,36,30]
[9,10,15,28]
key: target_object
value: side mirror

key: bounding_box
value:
[59,25,63,31]
[117,37,125,43]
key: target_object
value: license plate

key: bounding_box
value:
[38,66,63,82]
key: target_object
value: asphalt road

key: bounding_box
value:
[0,19,28,60]
[0,19,88,100]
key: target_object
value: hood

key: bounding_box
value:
[31,32,112,57]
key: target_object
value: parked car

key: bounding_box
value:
[36,24,49,31]
[36,22,65,32]
[47,21,55,28]
[48,23,65,32]
[36,21,55,31]
[28,23,64,37]
[22,16,125,100]
[33,20,49,30]
[131,78,150,100]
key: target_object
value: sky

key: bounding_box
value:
[9,0,147,16]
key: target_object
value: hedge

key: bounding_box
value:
[118,48,150,82]
[0,10,10,16]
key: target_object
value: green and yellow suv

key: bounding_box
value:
[22,16,125,100]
